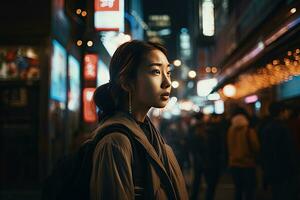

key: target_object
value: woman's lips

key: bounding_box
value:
[160,92,170,101]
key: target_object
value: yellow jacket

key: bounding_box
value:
[227,114,260,168]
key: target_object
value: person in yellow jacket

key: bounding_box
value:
[227,109,260,200]
[90,40,188,200]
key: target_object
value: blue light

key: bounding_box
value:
[180,28,188,33]
[255,101,261,110]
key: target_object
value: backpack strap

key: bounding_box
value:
[90,123,147,197]
[89,123,176,200]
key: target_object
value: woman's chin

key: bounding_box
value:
[154,102,168,108]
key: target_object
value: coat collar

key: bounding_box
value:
[98,112,178,200]
[99,112,168,174]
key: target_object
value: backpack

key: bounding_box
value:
[41,123,142,200]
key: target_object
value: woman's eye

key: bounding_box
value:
[151,69,160,75]
[167,71,171,76]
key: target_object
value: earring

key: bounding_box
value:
[129,91,132,114]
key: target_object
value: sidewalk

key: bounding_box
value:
[189,172,272,200]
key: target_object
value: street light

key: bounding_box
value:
[188,70,197,78]
[290,8,296,14]
[76,40,83,46]
[223,84,236,97]
[171,81,179,88]
[173,59,182,67]
[87,40,93,47]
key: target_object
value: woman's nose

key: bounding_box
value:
[161,72,171,88]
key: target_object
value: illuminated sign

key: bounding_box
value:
[202,0,215,36]
[83,88,97,122]
[50,40,67,102]
[197,78,218,97]
[214,100,224,114]
[84,54,98,81]
[97,60,110,86]
[94,0,124,31]
[244,95,258,103]
[68,55,80,111]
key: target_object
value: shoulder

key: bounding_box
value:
[95,132,133,155]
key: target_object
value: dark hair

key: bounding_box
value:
[193,111,204,120]
[269,102,286,117]
[93,40,167,120]
[231,106,250,120]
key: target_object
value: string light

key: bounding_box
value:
[224,48,300,99]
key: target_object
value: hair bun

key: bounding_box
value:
[93,83,115,116]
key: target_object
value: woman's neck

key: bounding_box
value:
[131,104,150,123]
[132,110,148,123]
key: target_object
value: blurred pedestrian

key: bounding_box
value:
[227,108,260,200]
[190,112,206,200]
[90,40,188,200]
[260,102,298,200]
[202,114,226,200]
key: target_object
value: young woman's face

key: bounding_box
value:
[132,49,171,110]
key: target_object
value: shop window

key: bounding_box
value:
[0,47,40,80]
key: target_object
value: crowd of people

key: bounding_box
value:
[157,102,300,200]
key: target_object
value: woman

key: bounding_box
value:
[90,40,188,200]
[227,108,260,200]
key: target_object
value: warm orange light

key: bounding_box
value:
[229,48,300,98]
[272,60,279,65]
[76,40,83,46]
[211,67,218,73]
[205,67,211,73]
[76,9,82,15]
[81,11,87,17]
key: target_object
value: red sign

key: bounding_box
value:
[95,0,119,11]
[94,0,124,31]
[84,54,98,81]
[83,88,97,123]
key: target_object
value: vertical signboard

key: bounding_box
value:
[94,0,124,32]
[68,55,80,111]
[84,54,98,81]
[83,88,97,123]
[83,54,98,123]
[50,40,67,102]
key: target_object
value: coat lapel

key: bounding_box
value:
[98,112,178,200]
[100,113,168,174]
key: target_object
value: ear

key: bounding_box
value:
[121,82,136,92]
[120,82,130,92]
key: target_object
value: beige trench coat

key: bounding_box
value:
[90,112,188,200]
